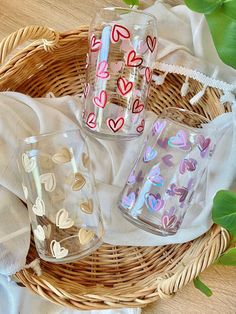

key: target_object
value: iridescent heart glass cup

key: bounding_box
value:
[118,108,215,236]
[18,129,104,263]
[82,7,157,140]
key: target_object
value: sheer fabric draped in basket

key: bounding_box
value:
[0,25,231,310]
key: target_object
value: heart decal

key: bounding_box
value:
[111,24,130,43]
[78,228,95,245]
[90,34,102,52]
[162,154,174,167]
[50,240,68,259]
[145,67,151,83]
[56,208,74,229]
[197,135,211,158]
[162,214,177,229]
[143,146,157,162]
[127,172,136,185]
[179,158,197,174]
[40,173,56,192]
[152,120,167,136]
[34,225,45,241]
[86,112,96,129]
[157,137,168,149]
[117,77,133,96]
[32,196,45,216]
[121,192,136,209]
[110,61,123,73]
[107,117,124,133]
[147,165,164,186]
[96,61,110,79]
[167,183,189,203]
[145,193,164,212]
[72,172,86,191]
[80,199,93,214]
[125,50,143,67]
[136,119,145,133]
[82,152,90,169]
[146,35,157,53]
[22,184,28,200]
[168,130,191,151]
[22,153,36,173]
[132,98,144,114]
[52,147,72,164]
[93,90,107,108]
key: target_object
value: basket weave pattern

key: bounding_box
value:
[0,25,230,310]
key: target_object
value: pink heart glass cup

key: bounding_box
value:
[118,108,216,236]
[82,7,157,140]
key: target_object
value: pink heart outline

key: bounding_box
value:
[146,35,157,53]
[96,60,110,79]
[197,135,211,158]
[162,214,177,229]
[125,50,143,68]
[117,77,133,96]
[132,98,144,114]
[92,90,108,109]
[162,154,174,167]
[136,119,145,133]
[86,112,96,129]
[90,34,102,52]
[107,117,124,133]
[111,24,131,43]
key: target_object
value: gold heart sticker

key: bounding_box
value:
[82,152,90,169]
[80,199,93,214]
[78,228,95,245]
[72,172,86,191]
[52,147,72,164]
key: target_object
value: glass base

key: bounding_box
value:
[82,122,141,141]
[120,207,177,237]
[38,237,103,264]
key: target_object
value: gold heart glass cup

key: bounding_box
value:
[18,129,104,263]
[82,7,158,140]
[118,108,215,236]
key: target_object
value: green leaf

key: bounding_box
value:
[216,247,236,265]
[122,0,139,6]
[184,0,224,14]
[193,277,213,297]
[212,190,236,236]
[206,2,236,69]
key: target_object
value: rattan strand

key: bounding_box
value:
[0,25,231,310]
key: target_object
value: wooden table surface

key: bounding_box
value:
[1,0,235,313]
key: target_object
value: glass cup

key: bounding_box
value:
[118,108,215,236]
[82,7,158,140]
[18,129,104,263]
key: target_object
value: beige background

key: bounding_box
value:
[0,0,235,313]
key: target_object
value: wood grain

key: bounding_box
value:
[0,0,235,313]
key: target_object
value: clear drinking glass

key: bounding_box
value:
[118,108,215,236]
[18,129,104,263]
[82,7,158,140]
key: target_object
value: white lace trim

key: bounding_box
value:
[155,61,236,93]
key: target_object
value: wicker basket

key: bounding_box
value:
[0,25,231,310]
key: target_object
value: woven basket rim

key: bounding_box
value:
[0,25,230,310]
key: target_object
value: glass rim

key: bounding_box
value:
[19,128,82,145]
[99,6,158,23]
